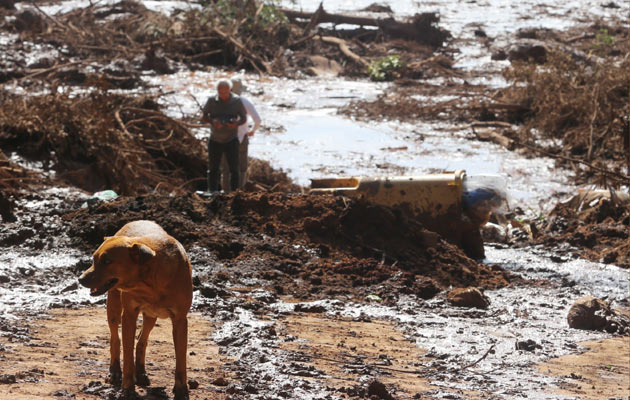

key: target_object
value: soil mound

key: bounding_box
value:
[536,190,630,268]
[63,191,512,302]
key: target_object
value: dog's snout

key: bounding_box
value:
[78,275,89,287]
[78,269,93,287]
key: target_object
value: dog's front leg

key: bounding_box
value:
[172,316,189,400]
[135,313,157,387]
[121,306,140,396]
[106,289,123,386]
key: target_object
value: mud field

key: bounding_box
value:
[1,0,629,399]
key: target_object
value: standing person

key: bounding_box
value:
[202,79,247,192]
[220,77,262,191]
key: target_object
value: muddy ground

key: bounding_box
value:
[0,0,629,399]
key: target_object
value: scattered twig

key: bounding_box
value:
[451,344,496,373]
[211,27,271,74]
[1,60,88,86]
[520,141,630,184]
[114,109,133,139]
[30,2,80,34]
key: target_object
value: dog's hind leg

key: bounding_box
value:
[172,316,189,400]
[106,289,123,386]
[135,313,157,387]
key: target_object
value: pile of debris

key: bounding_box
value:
[0,0,452,84]
[61,191,515,302]
[0,91,206,194]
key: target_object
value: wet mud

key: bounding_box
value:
[0,0,629,399]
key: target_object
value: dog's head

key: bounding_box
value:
[78,236,156,296]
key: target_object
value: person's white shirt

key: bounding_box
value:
[237,97,261,143]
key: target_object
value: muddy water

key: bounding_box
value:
[148,70,573,211]
[215,246,629,398]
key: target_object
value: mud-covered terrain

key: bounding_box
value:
[0,0,629,399]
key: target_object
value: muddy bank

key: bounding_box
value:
[0,184,512,317]
[62,190,512,299]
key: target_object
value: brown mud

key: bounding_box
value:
[0,1,629,399]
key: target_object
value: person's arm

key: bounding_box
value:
[202,98,222,128]
[235,98,248,126]
[242,98,261,135]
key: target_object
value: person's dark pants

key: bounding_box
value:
[221,136,249,192]
[208,138,239,192]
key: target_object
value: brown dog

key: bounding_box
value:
[78,220,193,399]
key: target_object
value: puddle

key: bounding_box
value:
[0,249,88,320]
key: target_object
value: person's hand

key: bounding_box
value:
[225,121,238,129]
[247,131,255,137]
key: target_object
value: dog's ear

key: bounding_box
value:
[129,243,156,265]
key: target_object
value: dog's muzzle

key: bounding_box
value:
[90,278,118,296]
[79,274,119,297]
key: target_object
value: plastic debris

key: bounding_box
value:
[81,190,118,208]
[462,174,508,225]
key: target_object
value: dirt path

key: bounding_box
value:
[1,308,628,399]
[537,337,630,400]
[0,308,231,400]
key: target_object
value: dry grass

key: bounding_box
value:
[0,91,207,195]
[501,49,629,186]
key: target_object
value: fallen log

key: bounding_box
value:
[319,36,368,67]
[280,7,449,47]
[280,7,398,29]
[472,127,515,150]
[471,120,514,129]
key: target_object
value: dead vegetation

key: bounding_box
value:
[497,25,629,186]
[0,90,207,194]
[0,0,451,84]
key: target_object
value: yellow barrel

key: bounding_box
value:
[310,170,465,221]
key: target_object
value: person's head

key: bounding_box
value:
[216,79,232,101]
[230,77,244,95]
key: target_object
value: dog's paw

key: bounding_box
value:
[135,371,150,387]
[107,365,122,387]
[119,387,139,400]
[173,385,189,400]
